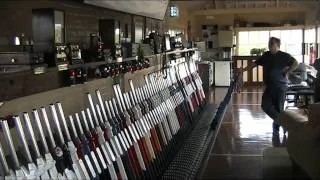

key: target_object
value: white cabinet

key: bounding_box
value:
[214,61,231,86]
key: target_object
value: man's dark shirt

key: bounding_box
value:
[255,51,295,88]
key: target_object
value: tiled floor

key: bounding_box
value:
[199,86,289,179]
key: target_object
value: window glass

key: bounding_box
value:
[238,28,303,63]
[270,30,280,38]
[134,16,144,43]
[293,55,303,63]
[238,44,252,55]
[317,27,320,43]
[54,10,64,44]
[286,44,301,56]
[291,29,302,43]
[305,28,316,43]
[259,31,269,43]
[248,31,259,44]
[135,23,143,43]
[238,31,248,44]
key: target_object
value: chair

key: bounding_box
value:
[285,90,298,108]
[296,89,315,107]
[286,83,312,108]
[279,103,320,179]
[286,62,317,108]
[287,78,315,108]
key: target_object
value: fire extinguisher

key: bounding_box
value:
[69,69,76,85]
[310,44,315,65]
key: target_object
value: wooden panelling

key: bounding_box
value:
[0,54,161,101]
[0,64,161,118]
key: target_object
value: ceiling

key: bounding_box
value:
[82,0,319,20]
[171,0,320,10]
[83,0,169,20]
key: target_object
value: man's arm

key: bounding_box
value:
[237,53,266,73]
[282,57,298,75]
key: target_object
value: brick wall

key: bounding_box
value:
[0,0,165,48]
[0,0,165,117]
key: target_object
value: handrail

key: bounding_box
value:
[163,48,198,56]
[233,56,263,85]
[233,55,261,61]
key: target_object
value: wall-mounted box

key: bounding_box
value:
[218,30,233,47]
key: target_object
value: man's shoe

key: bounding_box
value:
[272,131,280,147]
[283,129,287,135]
[281,134,287,147]
[282,126,287,135]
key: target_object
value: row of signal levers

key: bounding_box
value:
[0,58,206,180]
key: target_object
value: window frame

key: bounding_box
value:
[236,27,305,63]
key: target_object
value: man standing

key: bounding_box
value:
[238,37,298,135]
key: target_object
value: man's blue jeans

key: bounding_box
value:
[261,87,287,131]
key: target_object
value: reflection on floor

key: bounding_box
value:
[199,86,307,180]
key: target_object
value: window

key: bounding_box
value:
[135,24,143,43]
[54,10,65,44]
[170,6,179,17]
[238,31,249,44]
[237,29,303,63]
[238,31,269,55]
[317,27,320,43]
[304,28,316,43]
[134,17,144,43]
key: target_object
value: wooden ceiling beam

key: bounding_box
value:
[172,0,317,11]
[191,6,308,16]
